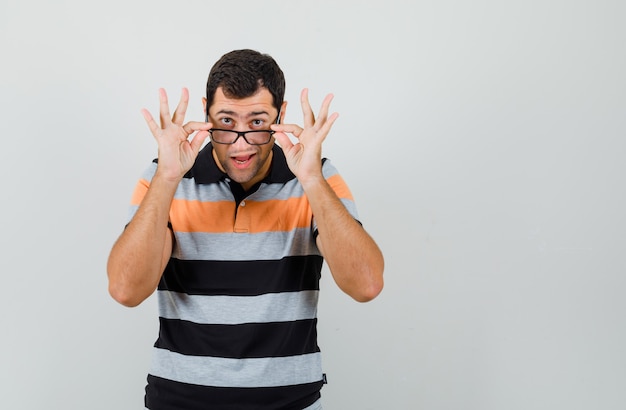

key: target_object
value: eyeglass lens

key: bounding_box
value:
[211,130,272,145]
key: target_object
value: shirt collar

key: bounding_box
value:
[186,142,296,184]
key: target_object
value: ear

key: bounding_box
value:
[202,97,208,121]
[279,101,288,123]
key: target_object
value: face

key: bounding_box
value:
[204,87,282,191]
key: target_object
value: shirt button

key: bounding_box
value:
[240,201,246,207]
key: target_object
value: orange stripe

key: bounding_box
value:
[129,174,351,233]
[130,179,150,205]
[170,196,313,234]
[327,174,354,200]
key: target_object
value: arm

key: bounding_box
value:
[107,176,177,307]
[308,177,384,302]
[272,89,384,302]
[107,88,211,307]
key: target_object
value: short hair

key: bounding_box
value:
[205,49,285,114]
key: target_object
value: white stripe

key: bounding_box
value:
[174,175,304,202]
[172,229,321,260]
[175,178,234,201]
[303,399,323,410]
[149,348,323,388]
[158,290,319,324]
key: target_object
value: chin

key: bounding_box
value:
[226,168,258,185]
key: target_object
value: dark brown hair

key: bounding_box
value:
[205,49,285,114]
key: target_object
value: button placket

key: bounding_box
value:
[234,200,251,233]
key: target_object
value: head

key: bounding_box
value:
[203,49,286,190]
[205,49,285,117]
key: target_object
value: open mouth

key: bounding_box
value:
[231,154,255,168]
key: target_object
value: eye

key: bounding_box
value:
[219,117,233,127]
[251,119,265,128]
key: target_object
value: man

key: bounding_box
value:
[107,49,384,410]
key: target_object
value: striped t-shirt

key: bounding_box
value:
[127,143,359,410]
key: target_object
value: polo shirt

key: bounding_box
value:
[127,143,359,410]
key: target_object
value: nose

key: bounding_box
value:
[232,131,253,148]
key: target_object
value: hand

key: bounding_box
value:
[141,88,211,182]
[272,88,339,185]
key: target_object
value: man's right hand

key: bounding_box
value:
[141,87,211,182]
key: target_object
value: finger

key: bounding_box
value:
[158,88,171,127]
[310,111,339,145]
[172,88,189,125]
[141,108,160,137]
[273,131,295,150]
[300,88,315,128]
[182,121,212,136]
[271,123,304,138]
[190,130,210,154]
[320,112,339,135]
[315,93,334,129]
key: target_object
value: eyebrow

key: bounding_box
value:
[214,109,271,118]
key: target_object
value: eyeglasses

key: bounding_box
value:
[209,129,275,145]
[206,111,281,145]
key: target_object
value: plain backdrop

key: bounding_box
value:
[1,0,625,409]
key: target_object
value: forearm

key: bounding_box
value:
[107,175,178,307]
[303,177,384,302]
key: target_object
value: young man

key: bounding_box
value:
[107,49,384,410]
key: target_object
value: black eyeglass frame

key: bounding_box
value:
[205,110,282,146]
[209,129,276,145]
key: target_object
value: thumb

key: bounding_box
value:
[273,131,294,150]
[190,131,210,153]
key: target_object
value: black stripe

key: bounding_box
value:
[145,374,322,410]
[155,318,319,358]
[158,255,323,296]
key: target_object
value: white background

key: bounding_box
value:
[1,0,625,409]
